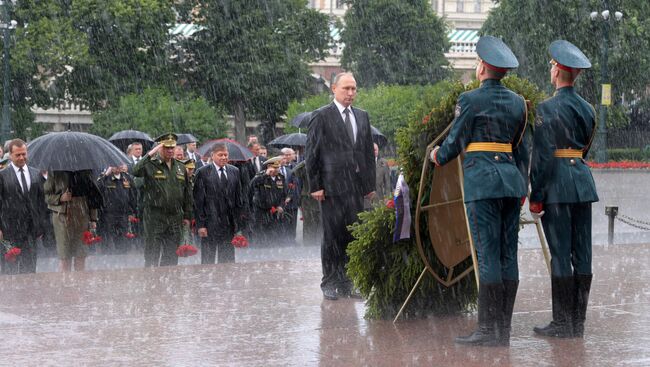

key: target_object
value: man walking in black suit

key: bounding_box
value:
[0,139,48,274]
[193,143,245,264]
[305,72,376,300]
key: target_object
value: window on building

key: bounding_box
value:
[336,0,344,9]
[457,0,464,13]
[474,0,481,13]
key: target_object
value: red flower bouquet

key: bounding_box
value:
[231,234,249,248]
[125,232,137,239]
[270,206,277,214]
[82,230,102,245]
[176,244,198,257]
[386,199,395,209]
[3,246,21,263]
[128,216,140,223]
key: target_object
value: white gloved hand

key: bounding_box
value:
[531,210,545,220]
[429,146,440,165]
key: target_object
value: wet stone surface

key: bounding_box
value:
[0,243,648,366]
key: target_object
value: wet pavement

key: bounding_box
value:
[0,242,648,367]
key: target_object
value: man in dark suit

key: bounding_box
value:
[193,143,245,264]
[305,72,376,301]
[0,139,48,274]
[186,142,204,169]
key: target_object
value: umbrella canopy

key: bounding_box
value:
[290,112,312,128]
[268,133,307,148]
[28,131,132,171]
[197,138,254,162]
[108,130,154,152]
[371,125,388,148]
[176,133,199,145]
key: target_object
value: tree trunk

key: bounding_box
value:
[233,98,246,144]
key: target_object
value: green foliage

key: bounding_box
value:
[348,76,545,320]
[482,0,650,127]
[90,88,228,142]
[607,148,650,162]
[183,0,331,142]
[341,0,450,87]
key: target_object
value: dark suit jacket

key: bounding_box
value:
[0,165,48,240]
[193,163,244,238]
[305,102,376,197]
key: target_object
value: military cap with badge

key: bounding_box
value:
[476,35,519,73]
[154,133,178,148]
[263,156,283,169]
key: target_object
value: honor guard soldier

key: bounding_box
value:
[133,133,193,267]
[430,36,529,346]
[530,40,598,338]
[250,156,288,245]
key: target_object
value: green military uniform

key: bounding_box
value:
[132,134,193,267]
[433,36,528,346]
[293,160,321,245]
[531,40,598,338]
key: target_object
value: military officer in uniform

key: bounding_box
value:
[530,40,598,339]
[250,156,288,245]
[97,165,137,254]
[133,133,193,267]
[430,36,529,346]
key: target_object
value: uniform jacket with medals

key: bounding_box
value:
[132,155,193,219]
[250,172,288,224]
[436,79,529,202]
[530,86,598,204]
[96,173,137,218]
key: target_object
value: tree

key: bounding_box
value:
[340,0,450,88]
[182,0,331,143]
[90,88,228,143]
[482,0,650,128]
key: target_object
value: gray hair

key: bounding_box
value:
[332,72,355,86]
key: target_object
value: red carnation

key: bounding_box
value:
[386,199,395,209]
[82,230,102,245]
[125,232,137,239]
[3,246,21,263]
[128,217,140,223]
[231,234,249,248]
[176,244,198,257]
[422,114,430,125]
[270,206,277,214]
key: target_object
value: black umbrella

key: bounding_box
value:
[177,133,199,145]
[197,139,254,162]
[371,125,388,148]
[28,131,132,171]
[268,133,307,148]
[290,112,312,128]
[108,130,154,152]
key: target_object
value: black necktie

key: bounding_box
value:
[19,167,28,194]
[343,108,354,143]
[218,167,226,185]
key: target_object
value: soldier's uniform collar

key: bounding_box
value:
[554,86,575,96]
[481,79,502,87]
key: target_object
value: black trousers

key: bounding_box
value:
[319,190,364,291]
[201,232,235,264]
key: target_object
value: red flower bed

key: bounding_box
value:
[587,161,650,169]
[386,199,395,209]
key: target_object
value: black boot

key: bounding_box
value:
[534,276,574,338]
[498,280,519,346]
[455,283,503,346]
[573,274,593,338]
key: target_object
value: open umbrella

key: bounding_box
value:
[268,133,307,148]
[28,131,131,171]
[290,112,312,128]
[108,130,154,152]
[197,138,254,162]
[371,125,388,148]
[177,133,199,145]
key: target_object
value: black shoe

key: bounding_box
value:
[572,273,593,338]
[534,276,574,338]
[323,288,338,301]
[455,283,502,347]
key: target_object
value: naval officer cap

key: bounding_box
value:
[263,156,283,169]
[549,40,592,71]
[154,133,178,148]
[476,35,519,73]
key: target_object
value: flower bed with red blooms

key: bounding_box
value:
[3,246,21,262]
[176,244,198,257]
[231,234,249,248]
[587,161,650,169]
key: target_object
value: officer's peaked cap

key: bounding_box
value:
[476,35,519,70]
[549,40,591,70]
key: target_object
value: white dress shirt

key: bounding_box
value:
[11,162,31,192]
[333,99,357,143]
